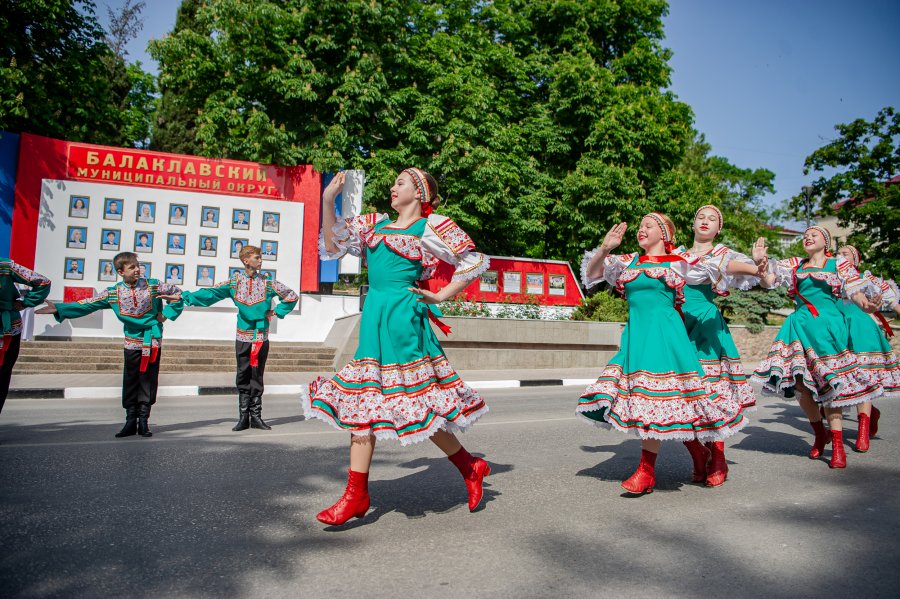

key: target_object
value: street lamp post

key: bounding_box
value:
[801,185,814,229]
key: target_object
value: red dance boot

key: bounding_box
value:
[870,406,880,437]
[829,430,847,469]
[622,449,657,494]
[705,441,728,487]
[316,469,370,525]
[808,420,831,459]
[855,414,871,453]
[448,447,491,512]
[683,440,710,483]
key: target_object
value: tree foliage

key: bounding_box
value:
[0,0,128,144]
[150,0,700,263]
[802,106,900,278]
[0,0,157,148]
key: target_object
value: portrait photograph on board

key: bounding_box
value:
[69,196,89,218]
[169,204,188,226]
[136,201,156,223]
[134,231,154,253]
[199,235,218,257]
[103,198,123,220]
[201,206,220,228]
[66,226,87,249]
[64,257,84,280]
[100,228,121,251]
[167,233,186,255]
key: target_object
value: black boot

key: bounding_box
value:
[232,393,250,431]
[115,406,138,438]
[249,396,271,430]
[137,403,153,437]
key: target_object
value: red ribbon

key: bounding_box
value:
[638,254,685,264]
[792,263,820,318]
[875,312,895,338]
[428,310,452,335]
[420,202,434,218]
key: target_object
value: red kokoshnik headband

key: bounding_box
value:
[806,225,833,256]
[646,212,677,253]
[402,167,433,217]
[695,204,724,232]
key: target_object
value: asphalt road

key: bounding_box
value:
[0,385,897,599]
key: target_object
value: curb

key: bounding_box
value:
[9,379,596,400]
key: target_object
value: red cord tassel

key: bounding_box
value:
[250,340,263,367]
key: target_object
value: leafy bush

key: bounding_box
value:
[715,287,791,333]
[571,289,629,322]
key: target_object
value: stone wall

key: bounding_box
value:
[325,316,899,371]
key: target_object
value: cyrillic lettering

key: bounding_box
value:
[199,180,210,189]
[151,158,165,172]
[118,155,134,168]
[102,153,116,167]
[100,170,112,179]
[227,166,240,179]
[200,164,212,176]
[166,160,181,173]
[86,151,100,165]
[183,162,196,175]
[77,167,89,176]
[136,157,149,170]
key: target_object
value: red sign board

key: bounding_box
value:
[427,255,584,306]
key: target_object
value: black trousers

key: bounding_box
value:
[122,348,161,411]
[0,334,22,414]
[236,340,269,398]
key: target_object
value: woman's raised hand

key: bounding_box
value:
[601,222,627,252]
[751,237,769,265]
[323,171,347,204]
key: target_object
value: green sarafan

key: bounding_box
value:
[150,0,771,265]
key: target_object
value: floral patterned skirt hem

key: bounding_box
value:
[576,364,748,442]
[752,340,884,407]
[700,358,757,412]
[854,350,900,398]
[300,354,488,447]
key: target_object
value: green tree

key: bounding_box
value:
[150,0,698,262]
[103,0,158,148]
[0,0,127,144]
[150,0,205,154]
[802,106,900,278]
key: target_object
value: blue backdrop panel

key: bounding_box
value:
[0,132,20,256]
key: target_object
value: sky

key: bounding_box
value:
[101,0,900,214]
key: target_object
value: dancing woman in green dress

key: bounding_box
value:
[579,213,748,495]
[304,169,491,525]
[753,227,884,468]
[675,205,770,486]
[833,245,900,451]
